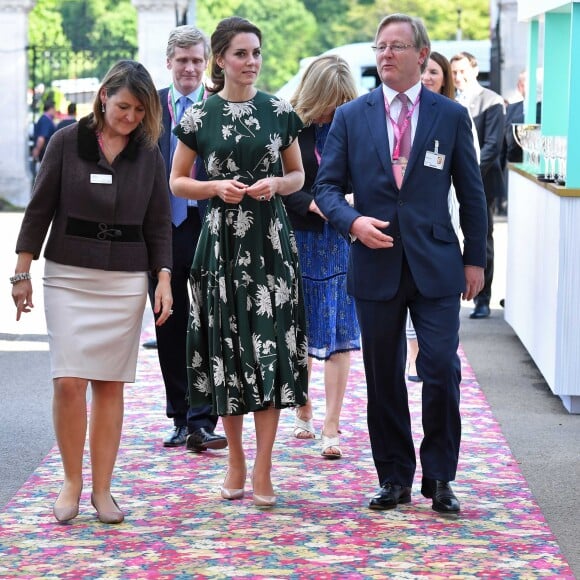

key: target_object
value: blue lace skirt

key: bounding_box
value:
[295,223,360,360]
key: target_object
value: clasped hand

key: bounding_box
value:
[215,178,275,203]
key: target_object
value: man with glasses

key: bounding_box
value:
[315,13,487,513]
[451,51,505,319]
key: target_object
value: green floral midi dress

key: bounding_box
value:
[174,91,309,416]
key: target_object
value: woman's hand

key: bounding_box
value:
[12,253,34,321]
[245,177,276,202]
[12,279,34,321]
[153,275,173,326]
[214,179,248,204]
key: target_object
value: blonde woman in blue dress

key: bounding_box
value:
[285,55,361,459]
[170,16,307,508]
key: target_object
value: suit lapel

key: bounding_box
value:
[364,87,394,178]
[404,87,438,181]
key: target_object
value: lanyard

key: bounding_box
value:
[384,92,420,160]
[167,85,206,127]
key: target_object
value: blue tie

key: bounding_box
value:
[171,96,192,227]
[177,95,191,121]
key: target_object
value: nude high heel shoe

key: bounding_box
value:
[251,471,276,508]
[220,469,245,500]
[221,487,245,500]
[253,494,276,508]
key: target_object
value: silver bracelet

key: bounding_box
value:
[10,272,31,284]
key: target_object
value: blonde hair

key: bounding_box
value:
[291,55,358,125]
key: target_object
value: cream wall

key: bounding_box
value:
[0,0,36,208]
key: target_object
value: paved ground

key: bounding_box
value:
[1,211,578,576]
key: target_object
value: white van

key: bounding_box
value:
[276,39,491,100]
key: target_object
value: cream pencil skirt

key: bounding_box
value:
[43,260,148,382]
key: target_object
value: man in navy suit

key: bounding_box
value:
[314,13,487,513]
[149,25,226,452]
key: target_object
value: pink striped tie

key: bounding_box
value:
[393,93,411,188]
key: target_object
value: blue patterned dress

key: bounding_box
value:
[294,123,360,360]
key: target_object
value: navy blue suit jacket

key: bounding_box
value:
[158,87,207,217]
[314,86,487,302]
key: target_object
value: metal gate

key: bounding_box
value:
[27,43,136,121]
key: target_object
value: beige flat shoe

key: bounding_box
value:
[91,493,124,525]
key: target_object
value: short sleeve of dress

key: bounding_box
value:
[269,95,304,150]
[173,101,205,152]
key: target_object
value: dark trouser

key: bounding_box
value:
[475,196,495,305]
[148,207,217,433]
[355,257,461,487]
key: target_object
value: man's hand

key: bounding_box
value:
[463,265,484,301]
[350,216,393,249]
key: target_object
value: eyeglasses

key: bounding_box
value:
[371,43,415,54]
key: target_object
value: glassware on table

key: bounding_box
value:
[540,136,555,181]
[554,136,567,186]
[512,123,541,170]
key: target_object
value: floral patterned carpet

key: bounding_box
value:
[0,331,574,579]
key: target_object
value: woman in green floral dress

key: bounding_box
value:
[170,16,308,507]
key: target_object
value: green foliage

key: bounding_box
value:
[29,0,137,97]
[59,0,103,52]
[29,0,489,94]
[28,0,69,47]
[301,0,350,54]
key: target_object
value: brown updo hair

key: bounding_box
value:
[208,16,262,94]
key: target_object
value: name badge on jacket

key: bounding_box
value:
[90,174,113,184]
[424,139,445,170]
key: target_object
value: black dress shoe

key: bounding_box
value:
[186,428,228,452]
[163,425,188,447]
[368,482,412,510]
[142,339,158,349]
[469,301,490,319]
[421,478,460,513]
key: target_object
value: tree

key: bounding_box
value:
[28,0,72,105]
[340,0,489,43]
[59,0,103,52]
[28,0,490,95]
[29,0,137,98]
[89,2,137,78]
[301,0,350,54]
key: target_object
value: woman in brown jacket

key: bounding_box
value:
[11,60,173,525]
